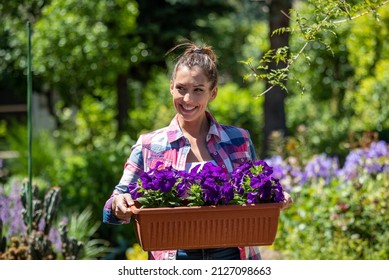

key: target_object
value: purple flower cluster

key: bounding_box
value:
[265,140,389,190]
[0,179,61,251]
[231,160,284,204]
[338,141,388,180]
[128,160,285,208]
[0,180,26,238]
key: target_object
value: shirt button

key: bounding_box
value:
[222,164,226,168]
[213,152,218,155]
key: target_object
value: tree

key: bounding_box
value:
[32,0,139,131]
[263,0,292,157]
[0,0,47,106]
[242,0,389,156]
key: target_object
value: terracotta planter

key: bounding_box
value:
[130,202,284,251]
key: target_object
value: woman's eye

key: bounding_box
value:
[194,88,203,94]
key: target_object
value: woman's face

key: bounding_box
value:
[170,65,217,124]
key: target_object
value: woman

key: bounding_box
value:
[103,42,292,260]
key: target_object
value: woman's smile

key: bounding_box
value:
[180,104,198,113]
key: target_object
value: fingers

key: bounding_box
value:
[282,191,293,210]
[123,194,135,208]
[112,194,134,220]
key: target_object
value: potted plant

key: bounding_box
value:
[128,160,285,251]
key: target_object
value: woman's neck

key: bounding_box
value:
[178,114,210,139]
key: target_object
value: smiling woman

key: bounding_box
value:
[171,65,217,123]
[168,43,219,164]
[102,41,292,260]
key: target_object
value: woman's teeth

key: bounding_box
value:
[182,105,196,111]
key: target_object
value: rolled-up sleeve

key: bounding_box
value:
[103,136,144,224]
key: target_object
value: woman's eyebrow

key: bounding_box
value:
[193,83,205,87]
[176,83,205,87]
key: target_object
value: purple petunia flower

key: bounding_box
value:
[127,159,285,207]
[230,160,284,204]
[246,192,258,204]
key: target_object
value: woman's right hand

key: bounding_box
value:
[112,193,135,220]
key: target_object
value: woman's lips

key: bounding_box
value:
[180,104,197,112]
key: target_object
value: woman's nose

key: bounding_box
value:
[183,92,191,102]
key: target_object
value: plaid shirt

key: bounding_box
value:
[103,112,262,260]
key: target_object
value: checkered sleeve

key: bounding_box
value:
[103,137,144,224]
[247,130,257,160]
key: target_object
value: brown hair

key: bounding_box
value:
[167,41,218,90]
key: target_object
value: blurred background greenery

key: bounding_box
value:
[0,0,388,259]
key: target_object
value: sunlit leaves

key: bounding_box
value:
[32,0,139,105]
[242,0,389,96]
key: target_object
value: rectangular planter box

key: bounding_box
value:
[130,203,283,251]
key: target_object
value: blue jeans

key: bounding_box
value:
[176,247,241,260]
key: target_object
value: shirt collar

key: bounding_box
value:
[206,111,222,142]
[166,111,222,144]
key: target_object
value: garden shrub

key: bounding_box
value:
[4,92,138,258]
[0,178,110,259]
[270,141,389,259]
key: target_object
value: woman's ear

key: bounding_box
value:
[170,80,174,95]
[210,87,218,100]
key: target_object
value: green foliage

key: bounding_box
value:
[189,0,265,85]
[186,184,204,206]
[0,121,6,138]
[344,6,389,132]
[241,20,269,73]
[2,0,389,260]
[288,6,354,101]
[4,91,137,258]
[0,0,45,101]
[242,0,389,96]
[6,125,57,183]
[0,178,110,260]
[128,71,175,139]
[55,88,118,150]
[275,172,389,259]
[47,135,134,215]
[285,93,351,160]
[46,137,137,258]
[66,207,111,260]
[39,89,129,215]
[279,3,389,160]
[137,188,183,208]
[241,47,291,95]
[32,0,139,105]
[346,62,389,132]
[209,83,263,153]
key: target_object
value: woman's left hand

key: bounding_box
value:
[282,191,293,210]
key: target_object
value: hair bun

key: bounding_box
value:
[168,40,219,90]
[193,48,202,54]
